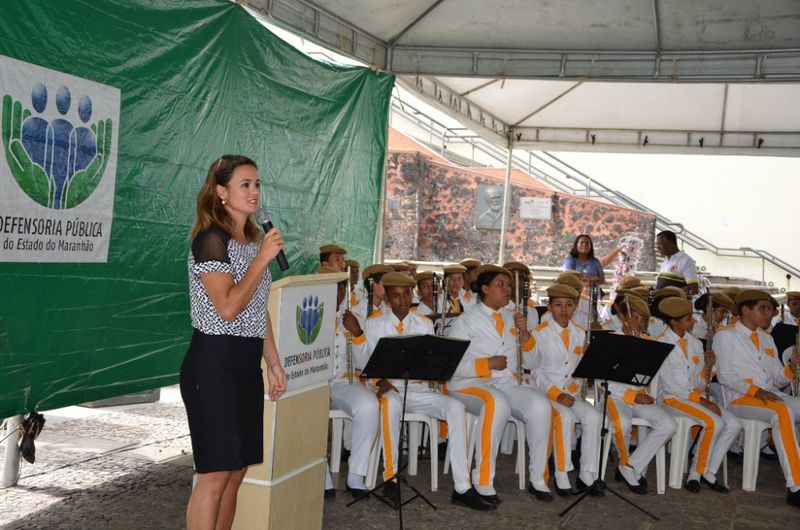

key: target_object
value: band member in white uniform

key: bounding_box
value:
[448,265,554,503]
[412,271,436,317]
[363,272,495,511]
[656,297,742,494]
[350,264,393,329]
[603,295,676,494]
[776,291,800,327]
[647,286,686,338]
[317,267,377,500]
[527,284,604,496]
[319,243,347,272]
[503,261,540,331]
[459,258,481,307]
[443,264,474,313]
[714,290,800,508]
[692,292,734,341]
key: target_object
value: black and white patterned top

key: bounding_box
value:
[188,225,271,338]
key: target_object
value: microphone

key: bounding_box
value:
[256,208,289,271]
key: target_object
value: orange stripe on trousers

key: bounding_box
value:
[663,398,715,475]
[380,396,395,481]
[606,397,629,466]
[455,387,495,486]
[732,395,800,483]
[551,406,567,472]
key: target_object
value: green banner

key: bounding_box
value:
[0,0,394,417]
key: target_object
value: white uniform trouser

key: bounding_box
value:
[448,385,511,495]
[499,383,553,489]
[604,397,676,476]
[663,397,742,478]
[379,389,472,493]
[728,394,800,488]
[550,399,603,482]
[330,382,379,476]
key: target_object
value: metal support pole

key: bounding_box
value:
[498,134,514,264]
[2,415,22,488]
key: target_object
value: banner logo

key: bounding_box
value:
[296,295,324,345]
[0,55,120,262]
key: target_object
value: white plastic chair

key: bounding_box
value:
[720,386,770,492]
[403,413,440,491]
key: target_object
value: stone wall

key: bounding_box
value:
[384,151,657,270]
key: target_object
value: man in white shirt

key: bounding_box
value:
[318,267,377,500]
[655,230,699,295]
[777,291,800,327]
[713,289,800,508]
[459,258,481,306]
[362,272,495,511]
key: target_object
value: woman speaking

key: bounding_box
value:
[181,155,288,530]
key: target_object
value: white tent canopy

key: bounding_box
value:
[251,0,800,155]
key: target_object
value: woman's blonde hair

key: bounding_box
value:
[192,155,260,241]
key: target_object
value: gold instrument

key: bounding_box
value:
[703,292,716,400]
[345,266,355,384]
[581,283,599,399]
[515,271,523,385]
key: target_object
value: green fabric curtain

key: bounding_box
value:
[0,0,394,417]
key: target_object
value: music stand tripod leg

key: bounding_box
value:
[559,381,660,521]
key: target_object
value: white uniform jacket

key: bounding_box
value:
[525,319,587,400]
[447,302,534,390]
[713,322,795,401]
[656,327,709,404]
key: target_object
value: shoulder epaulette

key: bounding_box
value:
[367,309,383,320]
[535,321,549,331]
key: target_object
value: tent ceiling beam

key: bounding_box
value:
[251,1,800,82]
[511,81,583,127]
[513,126,800,156]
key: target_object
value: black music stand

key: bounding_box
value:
[348,334,469,529]
[559,332,672,522]
[772,323,798,363]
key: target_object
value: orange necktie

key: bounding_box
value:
[492,312,504,337]
[750,332,759,351]
[678,338,688,357]
[396,321,404,334]
[561,328,570,351]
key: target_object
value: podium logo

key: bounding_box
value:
[296,295,324,345]
[2,82,113,209]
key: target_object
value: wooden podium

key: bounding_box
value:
[233,272,345,530]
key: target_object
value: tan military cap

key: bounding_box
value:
[653,286,687,300]
[476,264,510,277]
[547,284,579,301]
[711,292,735,310]
[786,291,800,300]
[361,264,394,279]
[658,297,693,318]
[503,261,530,275]
[625,295,651,318]
[319,244,347,255]
[381,271,416,288]
[414,271,434,284]
[734,289,772,306]
[722,286,741,299]
[443,264,467,276]
[391,262,414,272]
[619,276,642,289]
[459,259,481,269]
[345,259,360,269]
[557,273,584,292]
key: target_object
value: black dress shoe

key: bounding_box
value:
[700,476,728,493]
[684,479,700,493]
[346,485,369,500]
[576,478,604,497]
[527,484,554,502]
[477,493,502,506]
[616,467,647,495]
[787,488,800,508]
[614,467,648,490]
[324,488,336,500]
[638,475,648,490]
[452,488,497,511]
[555,485,576,497]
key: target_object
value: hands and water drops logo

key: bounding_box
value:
[1,82,113,209]
[296,295,324,345]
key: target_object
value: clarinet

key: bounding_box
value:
[366,277,374,318]
[581,284,598,399]
[430,274,449,392]
[345,266,355,384]
[515,271,524,385]
[703,293,716,400]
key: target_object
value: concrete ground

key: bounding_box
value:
[0,386,797,529]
